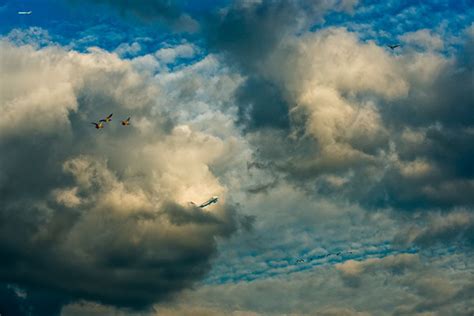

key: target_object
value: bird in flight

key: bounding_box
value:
[100,113,113,123]
[91,122,104,129]
[190,196,219,208]
[18,11,32,15]
[121,117,131,126]
[387,44,400,50]
[296,258,305,264]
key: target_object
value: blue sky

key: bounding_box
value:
[0,1,473,315]
[2,0,472,52]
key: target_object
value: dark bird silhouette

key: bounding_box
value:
[190,196,219,208]
[121,117,131,126]
[296,258,305,264]
[388,44,400,50]
[91,122,104,129]
[100,113,113,123]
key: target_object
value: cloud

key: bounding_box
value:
[336,254,421,287]
[114,42,141,58]
[395,210,474,248]
[237,24,474,213]
[0,37,247,314]
[201,0,359,131]
[399,29,444,51]
[155,42,198,64]
[115,252,472,316]
[4,27,53,47]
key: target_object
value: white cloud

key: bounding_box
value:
[155,43,198,64]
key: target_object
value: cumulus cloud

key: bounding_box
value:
[0,37,247,314]
[203,0,360,130]
[155,43,198,64]
[238,24,474,213]
[114,42,141,58]
[2,1,474,315]
[399,29,444,51]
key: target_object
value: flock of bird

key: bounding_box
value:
[91,113,130,129]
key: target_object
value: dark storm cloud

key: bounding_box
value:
[0,287,70,316]
[235,77,290,130]
[202,0,358,131]
[204,0,358,70]
[0,41,245,314]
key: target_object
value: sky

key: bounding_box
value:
[0,0,473,315]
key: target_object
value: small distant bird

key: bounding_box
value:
[388,44,400,50]
[91,122,104,129]
[18,11,32,15]
[296,258,305,264]
[100,113,113,123]
[121,117,131,126]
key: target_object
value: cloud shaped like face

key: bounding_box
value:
[0,40,242,313]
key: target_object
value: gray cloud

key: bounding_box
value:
[395,210,474,248]
[0,39,247,314]
[203,0,359,131]
[131,253,473,316]
[238,25,474,215]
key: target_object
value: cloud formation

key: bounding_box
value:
[0,39,245,314]
[241,25,474,213]
[1,1,473,315]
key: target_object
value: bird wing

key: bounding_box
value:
[107,113,113,119]
[99,119,106,122]
[91,122,97,125]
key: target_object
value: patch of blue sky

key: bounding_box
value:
[0,0,191,54]
[203,240,419,285]
[316,0,474,48]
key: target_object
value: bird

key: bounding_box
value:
[296,258,305,264]
[190,196,219,208]
[18,11,32,15]
[100,113,113,123]
[121,117,131,126]
[387,44,400,50]
[91,122,104,129]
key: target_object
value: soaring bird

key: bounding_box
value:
[388,44,400,50]
[121,117,131,126]
[100,113,113,123]
[189,196,219,208]
[296,258,305,264]
[91,122,104,129]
